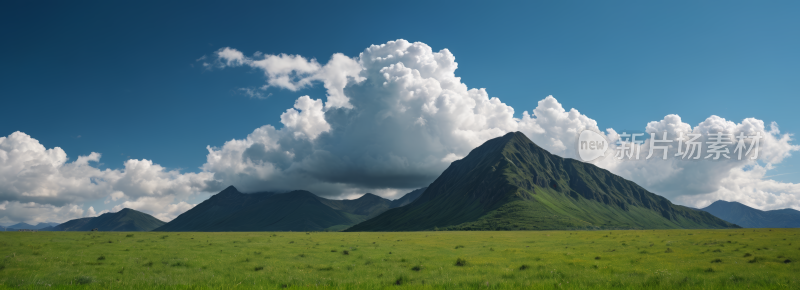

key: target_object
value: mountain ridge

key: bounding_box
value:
[347,132,738,231]
[51,208,165,231]
[153,186,426,232]
[3,222,59,230]
[700,200,800,228]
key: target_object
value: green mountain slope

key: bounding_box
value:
[317,193,392,219]
[701,200,800,228]
[153,186,276,231]
[390,187,427,208]
[52,208,165,231]
[198,190,362,231]
[51,218,93,231]
[154,186,425,232]
[347,132,738,231]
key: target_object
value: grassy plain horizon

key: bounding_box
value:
[1,229,797,289]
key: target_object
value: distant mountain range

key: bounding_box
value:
[0,223,58,231]
[153,186,426,232]
[50,208,165,231]
[7,133,753,232]
[2,222,59,231]
[348,132,737,231]
[699,200,800,228]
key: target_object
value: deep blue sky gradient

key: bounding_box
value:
[2,0,799,181]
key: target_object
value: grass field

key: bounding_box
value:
[0,229,797,289]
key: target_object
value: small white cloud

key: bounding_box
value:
[441,153,463,163]
[237,87,271,99]
[86,206,96,217]
[104,191,126,204]
[280,96,331,140]
[110,191,125,201]
[212,48,363,108]
[216,47,246,66]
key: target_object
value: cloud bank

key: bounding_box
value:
[596,115,800,209]
[0,132,215,223]
[206,39,800,209]
[1,39,798,224]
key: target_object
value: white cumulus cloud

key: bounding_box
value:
[594,114,800,210]
[205,39,800,212]
[3,39,799,224]
[214,48,363,108]
[0,131,217,223]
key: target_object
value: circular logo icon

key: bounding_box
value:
[578,130,608,162]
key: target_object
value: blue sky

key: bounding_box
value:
[1,0,799,223]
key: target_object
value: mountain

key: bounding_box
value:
[390,187,426,208]
[152,186,276,231]
[153,186,426,232]
[38,222,61,228]
[347,132,738,231]
[5,222,60,230]
[51,217,93,231]
[51,208,165,231]
[6,223,35,230]
[700,200,800,228]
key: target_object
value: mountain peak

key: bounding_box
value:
[707,200,754,210]
[507,131,527,138]
[348,132,736,231]
[702,200,800,228]
[114,208,149,216]
[214,185,242,197]
[51,207,164,231]
[357,193,381,200]
[501,131,533,143]
[153,186,424,232]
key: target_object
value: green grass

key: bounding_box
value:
[0,229,797,289]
